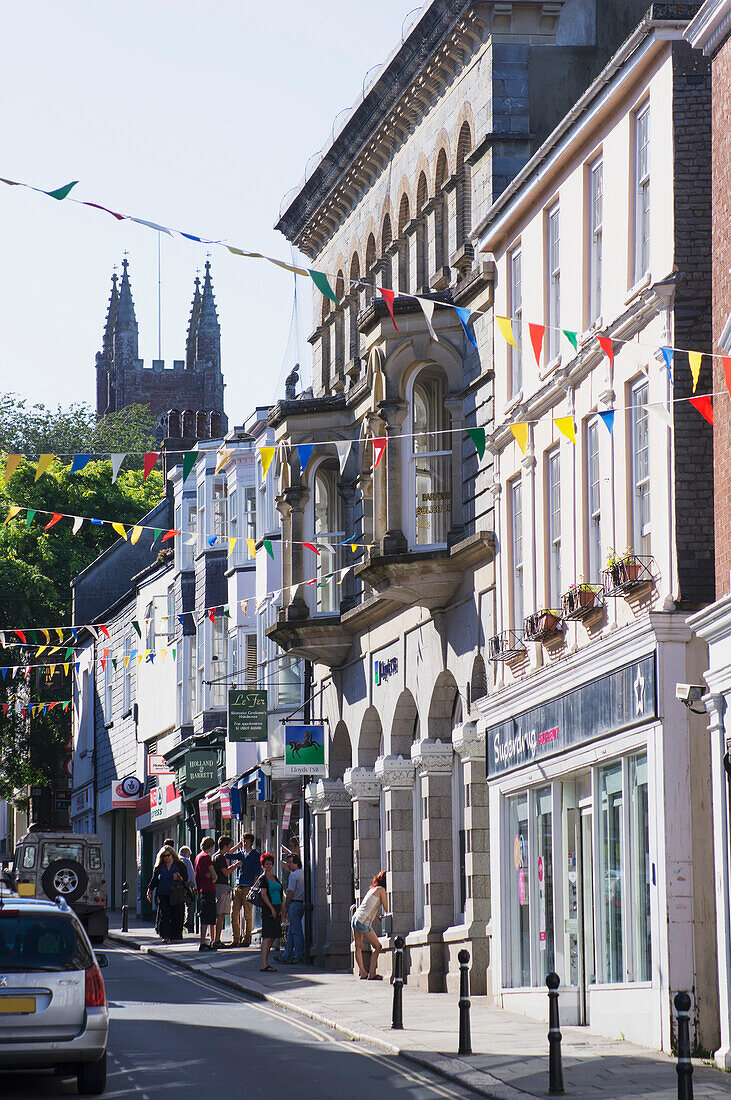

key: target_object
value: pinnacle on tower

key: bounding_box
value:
[113,258,139,364]
[185,275,202,370]
[195,259,221,370]
[102,272,119,358]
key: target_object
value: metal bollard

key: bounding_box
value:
[392,935,405,1030]
[674,992,694,1100]
[546,972,565,1095]
[121,881,129,934]
[458,949,472,1055]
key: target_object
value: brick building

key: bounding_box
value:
[95,258,227,442]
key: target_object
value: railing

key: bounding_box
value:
[602,554,655,597]
[488,630,527,661]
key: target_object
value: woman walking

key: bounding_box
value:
[351,870,388,980]
[258,852,283,972]
[146,845,188,944]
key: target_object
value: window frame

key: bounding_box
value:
[123,633,133,714]
[407,367,452,551]
[634,104,651,283]
[509,247,523,392]
[589,158,603,323]
[546,447,562,607]
[509,476,524,631]
[630,379,651,557]
[585,419,602,581]
[547,204,561,361]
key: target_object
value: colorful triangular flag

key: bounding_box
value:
[34,454,55,481]
[372,437,387,471]
[297,444,313,473]
[377,287,399,332]
[414,296,439,341]
[259,446,275,479]
[335,441,352,475]
[597,336,614,367]
[688,351,702,393]
[4,455,21,482]
[143,452,160,481]
[467,427,486,460]
[495,315,518,348]
[263,539,274,559]
[215,447,233,475]
[452,305,477,348]
[563,330,578,352]
[598,410,615,435]
[182,450,198,483]
[70,454,92,474]
[553,417,576,445]
[509,423,529,456]
[111,454,126,483]
[529,323,545,366]
[689,395,713,425]
[660,347,674,384]
[112,522,127,541]
[308,269,339,303]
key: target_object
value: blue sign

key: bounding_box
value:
[255,769,271,802]
[374,656,398,686]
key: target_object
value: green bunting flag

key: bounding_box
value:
[308,269,339,303]
[467,427,486,460]
[44,181,78,201]
[25,510,36,528]
[182,451,198,483]
[563,330,578,352]
[132,621,142,639]
[263,539,274,559]
[151,528,162,545]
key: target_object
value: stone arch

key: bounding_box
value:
[389,689,418,757]
[334,270,346,372]
[470,653,487,703]
[167,409,181,437]
[455,121,473,248]
[431,131,453,189]
[357,706,382,767]
[434,148,449,270]
[365,232,377,276]
[330,720,352,779]
[380,212,392,256]
[349,253,362,361]
[415,171,429,291]
[427,669,459,741]
[397,192,410,237]
[397,193,410,293]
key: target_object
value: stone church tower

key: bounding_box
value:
[95,258,227,441]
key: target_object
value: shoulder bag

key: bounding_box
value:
[247,875,265,909]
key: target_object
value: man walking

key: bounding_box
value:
[281,854,305,963]
[231,832,261,947]
[194,837,217,952]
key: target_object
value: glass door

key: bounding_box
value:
[562,777,594,1025]
[579,808,595,1022]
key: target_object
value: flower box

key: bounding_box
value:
[523,610,562,643]
[561,584,602,621]
[603,554,653,596]
[488,631,526,661]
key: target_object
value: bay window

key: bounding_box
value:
[410,367,450,548]
[313,462,343,614]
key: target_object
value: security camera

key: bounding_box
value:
[676,684,703,703]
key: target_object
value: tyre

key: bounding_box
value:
[77,1052,107,1095]
[41,859,88,904]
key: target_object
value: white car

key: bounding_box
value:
[0,893,109,1095]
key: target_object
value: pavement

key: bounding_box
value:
[107,913,731,1099]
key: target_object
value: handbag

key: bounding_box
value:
[247,876,264,909]
[169,880,187,906]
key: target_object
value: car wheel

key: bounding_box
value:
[77,1052,107,1095]
[41,859,88,904]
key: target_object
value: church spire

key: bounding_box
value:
[113,258,139,363]
[102,272,119,358]
[195,260,221,370]
[185,274,202,370]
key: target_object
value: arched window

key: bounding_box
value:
[349,254,361,362]
[409,367,451,548]
[321,296,331,391]
[333,271,345,373]
[435,150,449,270]
[380,214,392,289]
[196,411,208,439]
[397,194,410,294]
[312,461,344,614]
[416,173,429,291]
[456,124,472,248]
[366,233,377,282]
[210,412,222,438]
[412,712,425,930]
[451,695,467,923]
[167,409,181,437]
[470,653,487,702]
[182,410,195,437]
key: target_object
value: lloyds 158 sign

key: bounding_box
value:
[228,689,268,743]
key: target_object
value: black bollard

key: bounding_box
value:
[458,949,472,1055]
[121,880,129,934]
[674,992,694,1100]
[392,935,405,1030]
[546,972,564,1095]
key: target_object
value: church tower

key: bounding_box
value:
[95,259,227,441]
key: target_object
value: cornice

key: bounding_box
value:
[411,737,453,774]
[685,0,731,53]
[452,721,485,761]
[375,753,415,788]
[343,766,382,801]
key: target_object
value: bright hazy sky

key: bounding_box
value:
[0,1,421,424]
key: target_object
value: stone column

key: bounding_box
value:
[318,778,354,970]
[443,174,459,274]
[344,767,382,902]
[705,692,731,1068]
[411,738,453,991]
[424,196,449,289]
[453,721,490,995]
[379,400,408,556]
[444,395,465,546]
[305,782,328,965]
[375,754,415,937]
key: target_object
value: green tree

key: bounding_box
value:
[0,394,158,460]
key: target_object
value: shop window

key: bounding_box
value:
[313,462,343,615]
[507,792,531,987]
[535,786,555,974]
[628,753,651,982]
[597,761,624,983]
[409,367,450,549]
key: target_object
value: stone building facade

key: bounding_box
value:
[95,258,227,441]
[271,0,657,996]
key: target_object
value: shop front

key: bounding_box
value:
[135,776,183,917]
[481,637,716,1054]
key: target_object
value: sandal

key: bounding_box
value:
[367,974,383,980]
[260,965,277,972]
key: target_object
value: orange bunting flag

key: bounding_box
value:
[4,455,21,482]
[688,351,702,393]
[528,323,545,366]
[372,437,387,471]
[143,452,160,481]
[44,513,63,531]
[509,423,529,456]
[161,528,180,542]
[597,336,614,367]
[689,395,713,425]
[553,417,576,445]
[495,315,518,348]
[34,454,55,482]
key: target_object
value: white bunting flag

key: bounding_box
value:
[111,454,126,483]
[72,516,84,534]
[335,440,353,475]
[415,296,439,342]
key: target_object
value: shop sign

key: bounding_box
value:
[150,783,166,821]
[374,657,398,687]
[255,769,270,802]
[486,655,656,776]
[148,753,172,777]
[71,784,93,817]
[110,776,142,810]
[185,749,218,791]
[228,689,268,742]
[283,724,326,776]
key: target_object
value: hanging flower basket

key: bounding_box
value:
[602,551,653,596]
[523,609,563,642]
[561,584,603,621]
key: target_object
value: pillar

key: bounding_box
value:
[453,721,490,995]
[443,174,459,273]
[375,754,415,937]
[424,197,449,289]
[411,738,453,991]
[405,220,420,295]
[344,766,382,901]
[705,692,731,1068]
[379,400,408,556]
[305,783,328,965]
[317,778,354,970]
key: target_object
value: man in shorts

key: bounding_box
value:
[213,835,241,947]
[194,837,218,951]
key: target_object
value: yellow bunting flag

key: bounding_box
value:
[55,628,63,642]
[509,423,529,456]
[124,654,131,670]
[553,417,576,445]
[259,446,275,479]
[246,538,256,558]
[63,664,69,675]
[34,454,55,481]
[495,315,518,348]
[4,455,22,482]
[137,654,145,667]
[130,526,142,545]
[36,646,47,657]
[4,506,20,523]
[351,544,358,553]
[42,629,50,643]
[160,649,167,662]
[688,351,702,393]
[228,537,237,557]
[112,523,127,541]
[215,447,233,475]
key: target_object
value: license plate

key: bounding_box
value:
[0,998,36,1014]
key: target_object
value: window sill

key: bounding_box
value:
[122,709,132,720]
[103,721,114,731]
[538,353,561,381]
[624,271,652,306]
[502,389,523,418]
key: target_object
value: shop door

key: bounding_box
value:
[564,797,595,1025]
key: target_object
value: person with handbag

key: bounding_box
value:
[256,852,283,971]
[146,845,188,944]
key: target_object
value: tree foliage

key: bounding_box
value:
[0,395,158,460]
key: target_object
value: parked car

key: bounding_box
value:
[5,831,109,943]
[0,893,109,1094]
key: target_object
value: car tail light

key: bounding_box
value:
[85,964,106,1008]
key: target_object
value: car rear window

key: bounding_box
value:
[0,914,93,972]
[41,843,84,868]
[22,846,37,869]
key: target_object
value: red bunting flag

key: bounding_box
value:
[99,625,110,639]
[723,357,731,398]
[689,395,713,425]
[161,528,180,542]
[372,437,387,471]
[302,543,321,555]
[15,631,26,644]
[528,323,545,366]
[208,609,216,623]
[377,287,399,332]
[2,704,7,716]
[44,513,63,531]
[143,452,160,481]
[597,336,614,367]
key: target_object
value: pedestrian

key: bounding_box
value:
[178,845,197,933]
[351,870,388,980]
[280,854,305,963]
[146,845,188,944]
[212,835,240,947]
[194,837,218,952]
[231,832,261,947]
[258,852,283,972]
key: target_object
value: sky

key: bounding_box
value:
[0,1,423,424]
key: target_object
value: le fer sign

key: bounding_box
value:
[228,689,268,743]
